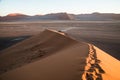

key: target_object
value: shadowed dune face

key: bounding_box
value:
[0,29,83,74]
[0,29,89,80]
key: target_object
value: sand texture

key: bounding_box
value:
[0,29,120,80]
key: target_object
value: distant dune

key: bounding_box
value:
[6,13,27,17]
[0,13,74,21]
[0,29,119,80]
[75,13,120,21]
[1,12,120,21]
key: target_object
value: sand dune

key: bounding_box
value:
[0,29,120,80]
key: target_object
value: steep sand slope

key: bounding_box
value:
[0,29,89,80]
[0,29,82,74]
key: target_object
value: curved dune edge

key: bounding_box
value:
[0,29,120,80]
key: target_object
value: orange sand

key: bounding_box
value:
[94,45,120,80]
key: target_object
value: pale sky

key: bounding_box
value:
[0,0,120,16]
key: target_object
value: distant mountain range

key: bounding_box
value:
[75,13,120,21]
[0,12,120,21]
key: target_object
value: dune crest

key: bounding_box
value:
[82,44,105,80]
[0,29,120,80]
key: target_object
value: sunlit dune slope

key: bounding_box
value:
[0,29,120,80]
[94,46,120,80]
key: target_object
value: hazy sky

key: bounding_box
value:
[0,0,120,16]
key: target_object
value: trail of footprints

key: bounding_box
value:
[83,44,105,80]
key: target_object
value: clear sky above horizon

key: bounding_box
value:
[0,0,120,16]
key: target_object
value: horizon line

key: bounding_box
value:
[1,12,120,17]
